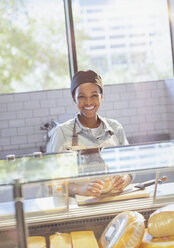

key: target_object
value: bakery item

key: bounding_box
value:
[148,204,174,237]
[99,211,145,248]
[140,229,174,248]
[102,178,115,194]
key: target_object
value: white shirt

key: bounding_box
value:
[46,114,129,153]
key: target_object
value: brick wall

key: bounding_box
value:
[0,79,174,157]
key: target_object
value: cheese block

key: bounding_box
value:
[99,211,145,248]
[70,231,99,248]
[27,236,46,248]
[148,204,174,237]
[140,229,174,248]
[50,233,72,248]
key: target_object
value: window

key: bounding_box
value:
[0,0,173,93]
[72,0,173,85]
[0,0,69,93]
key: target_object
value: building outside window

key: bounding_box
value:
[72,0,173,85]
[0,0,173,93]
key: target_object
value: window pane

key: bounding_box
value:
[72,0,173,85]
[0,0,70,94]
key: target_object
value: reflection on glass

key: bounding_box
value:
[77,148,108,175]
[101,140,174,173]
[73,0,173,84]
[0,152,78,184]
[155,170,174,198]
[0,140,174,185]
[0,0,69,93]
[0,184,17,247]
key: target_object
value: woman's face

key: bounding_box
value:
[73,83,103,119]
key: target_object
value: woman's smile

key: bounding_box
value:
[82,105,96,118]
[83,105,95,111]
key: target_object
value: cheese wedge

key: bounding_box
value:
[140,229,174,248]
[50,233,72,248]
[99,211,145,248]
[27,236,46,248]
[70,231,99,248]
[148,204,174,237]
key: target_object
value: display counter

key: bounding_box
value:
[0,140,174,247]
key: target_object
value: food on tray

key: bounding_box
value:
[27,236,46,248]
[102,178,115,194]
[50,233,72,248]
[70,231,99,248]
[148,204,174,237]
[98,211,145,248]
[140,229,174,248]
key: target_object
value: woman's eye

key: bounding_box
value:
[92,94,98,98]
[78,95,85,99]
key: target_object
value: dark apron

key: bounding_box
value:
[72,119,78,147]
[72,120,106,171]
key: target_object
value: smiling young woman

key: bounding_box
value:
[73,82,103,128]
[46,70,132,196]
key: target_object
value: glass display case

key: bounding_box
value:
[0,140,174,248]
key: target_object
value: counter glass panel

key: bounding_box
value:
[0,140,174,185]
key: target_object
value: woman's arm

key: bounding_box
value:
[46,126,65,153]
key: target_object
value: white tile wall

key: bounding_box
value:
[165,78,174,138]
[0,79,174,157]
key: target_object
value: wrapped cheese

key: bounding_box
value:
[27,236,46,248]
[140,229,174,248]
[99,211,145,248]
[70,231,99,248]
[50,233,72,248]
[148,204,174,237]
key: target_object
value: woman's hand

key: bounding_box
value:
[79,179,104,196]
[112,174,132,191]
[67,174,131,196]
[68,180,104,197]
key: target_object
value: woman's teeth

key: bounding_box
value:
[84,106,95,110]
